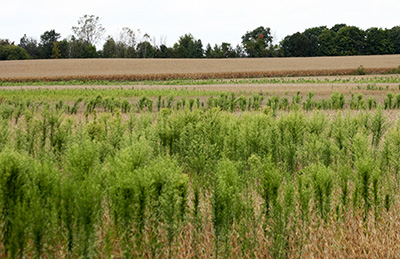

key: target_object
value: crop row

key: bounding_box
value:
[1,66,400,83]
[2,92,400,121]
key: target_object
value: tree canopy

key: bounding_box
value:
[4,16,400,60]
[72,15,105,45]
[280,24,400,57]
[241,26,273,57]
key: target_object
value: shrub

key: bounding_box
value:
[0,150,30,258]
[212,158,242,257]
[353,65,366,75]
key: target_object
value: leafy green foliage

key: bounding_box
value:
[0,90,400,257]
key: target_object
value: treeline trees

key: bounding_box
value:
[0,39,30,60]
[0,24,278,60]
[281,24,400,57]
[1,15,102,60]
[103,33,205,59]
[1,15,400,60]
[6,32,98,60]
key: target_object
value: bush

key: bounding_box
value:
[353,65,366,75]
[0,44,30,60]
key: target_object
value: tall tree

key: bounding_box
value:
[136,41,154,58]
[0,39,30,60]
[390,26,400,54]
[331,24,347,33]
[303,26,326,56]
[318,29,339,56]
[102,37,117,58]
[364,28,394,55]
[241,26,273,57]
[72,15,105,45]
[58,39,70,58]
[39,30,61,59]
[336,26,365,55]
[204,43,238,58]
[19,34,39,59]
[155,44,174,58]
[173,34,203,58]
[51,41,61,59]
[281,32,311,57]
[68,36,97,58]
[117,27,137,58]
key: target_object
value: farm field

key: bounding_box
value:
[1,54,400,81]
[1,57,400,258]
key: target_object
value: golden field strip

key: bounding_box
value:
[1,55,400,81]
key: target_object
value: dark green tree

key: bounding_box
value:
[39,30,61,59]
[364,27,394,55]
[68,36,97,58]
[241,26,273,57]
[319,29,339,56]
[304,26,327,38]
[331,23,347,33]
[173,34,203,58]
[19,35,39,59]
[204,43,237,58]
[51,41,61,59]
[336,26,365,55]
[102,37,117,58]
[220,42,237,58]
[205,43,214,58]
[234,44,246,57]
[58,39,70,58]
[303,26,327,56]
[102,28,137,58]
[155,44,174,58]
[0,40,30,60]
[390,26,400,54]
[281,32,311,57]
[136,41,154,58]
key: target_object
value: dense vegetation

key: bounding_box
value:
[1,14,400,60]
[0,86,400,257]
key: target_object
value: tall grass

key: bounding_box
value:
[0,98,399,257]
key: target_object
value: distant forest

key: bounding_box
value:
[1,15,400,60]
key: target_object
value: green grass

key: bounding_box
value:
[1,75,400,87]
[0,87,227,102]
[1,74,400,257]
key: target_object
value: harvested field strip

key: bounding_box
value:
[1,68,399,82]
[1,55,400,82]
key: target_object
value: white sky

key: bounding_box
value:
[2,0,400,48]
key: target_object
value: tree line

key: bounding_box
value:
[1,15,400,60]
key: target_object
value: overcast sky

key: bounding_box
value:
[2,0,400,48]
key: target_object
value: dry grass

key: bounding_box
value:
[91,189,400,258]
[1,55,400,81]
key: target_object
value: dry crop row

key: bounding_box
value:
[0,68,398,82]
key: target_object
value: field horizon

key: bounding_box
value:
[1,54,400,82]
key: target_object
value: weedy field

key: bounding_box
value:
[1,57,400,258]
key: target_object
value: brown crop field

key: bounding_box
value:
[1,55,400,82]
